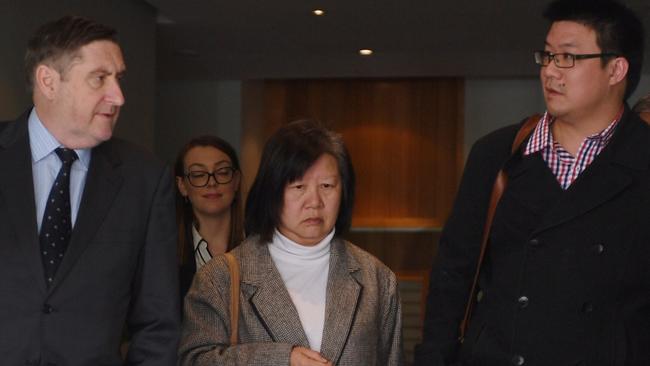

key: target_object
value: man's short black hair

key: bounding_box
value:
[245,120,356,243]
[25,15,118,91]
[543,0,645,100]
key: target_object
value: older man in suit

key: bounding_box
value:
[0,16,179,365]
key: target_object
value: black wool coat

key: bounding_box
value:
[415,106,650,366]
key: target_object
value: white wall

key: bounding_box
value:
[0,0,157,150]
[464,78,545,156]
[155,80,242,164]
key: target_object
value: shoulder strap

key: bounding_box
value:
[458,114,541,342]
[223,252,240,345]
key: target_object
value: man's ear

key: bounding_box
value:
[34,64,60,100]
[608,57,629,86]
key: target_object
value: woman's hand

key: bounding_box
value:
[290,346,333,366]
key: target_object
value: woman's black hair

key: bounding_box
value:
[245,120,355,243]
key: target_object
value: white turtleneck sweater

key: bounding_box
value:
[268,229,333,352]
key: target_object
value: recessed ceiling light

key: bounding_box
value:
[312,9,325,16]
[359,49,373,56]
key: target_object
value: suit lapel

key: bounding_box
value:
[0,118,46,294]
[533,109,649,235]
[319,239,361,364]
[49,142,123,292]
[241,241,310,346]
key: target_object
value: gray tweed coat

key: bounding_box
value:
[178,235,403,365]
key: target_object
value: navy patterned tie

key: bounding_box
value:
[40,147,78,286]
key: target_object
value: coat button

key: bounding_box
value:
[517,296,529,309]
[42,304,53,314]
[529,238,540,246]
[581,302,594,313]
[594,244,605,254]
[511,354,525,365]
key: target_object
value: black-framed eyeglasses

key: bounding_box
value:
[534,50,618,68]
[185,167,236,187]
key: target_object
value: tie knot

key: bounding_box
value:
[55,147,78,166]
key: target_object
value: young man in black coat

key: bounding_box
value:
[415,0,647,365]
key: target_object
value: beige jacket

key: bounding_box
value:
[179,236,403,365]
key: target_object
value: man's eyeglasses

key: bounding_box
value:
[185,167,236,187]
[534,50,618,68]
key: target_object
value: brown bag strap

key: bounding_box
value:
[224,252,240,345]
[458,114,541,342]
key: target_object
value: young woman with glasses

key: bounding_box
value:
[174,135,244,303]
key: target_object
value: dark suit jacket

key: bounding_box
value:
[179,236,403,366]
[179,221,196,305]
[0,111,180,366]
[415,107,650,366]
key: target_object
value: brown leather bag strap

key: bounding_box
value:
[224,252,240,345]
[458,114,541,342]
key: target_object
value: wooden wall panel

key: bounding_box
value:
[345,230,441,271]
[242,78,464,232]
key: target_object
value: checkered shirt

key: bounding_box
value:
[523,111,621,190]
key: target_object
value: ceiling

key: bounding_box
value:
[145,0,650,81]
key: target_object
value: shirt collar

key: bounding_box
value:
[191,224,206,250]
[28,108,91,169]
[524,110,621,156]
[524,112,552,156]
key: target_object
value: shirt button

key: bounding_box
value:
[477,290,484,303]
[529,238,540,247]
[511,354,525,365]
[517,296,529,309]
[42,304,53,314]
[582,302,594,313]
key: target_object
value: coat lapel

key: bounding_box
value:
[0,117,46,294]
[533,109,649,235]
[49,141,123,292]
[501,151,563,221]
[240,240,310,346]
[532,160,632,235]
[319,239,361,364]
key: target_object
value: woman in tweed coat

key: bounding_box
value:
[179,120,403,366]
